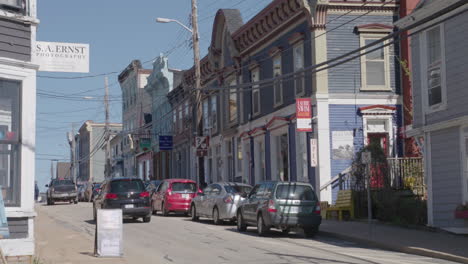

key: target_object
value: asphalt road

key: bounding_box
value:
[36,202,457,264]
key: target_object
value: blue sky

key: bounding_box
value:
[35,0,270,191]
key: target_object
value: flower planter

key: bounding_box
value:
[454,210,468,219]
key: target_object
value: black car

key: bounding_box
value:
[45,179,78,205]
[236,181,321,237]
[93,178,152,223]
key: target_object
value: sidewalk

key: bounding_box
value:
[35,205,128,264]
[320,220,468,264]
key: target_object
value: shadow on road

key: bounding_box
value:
[181,218,236,226]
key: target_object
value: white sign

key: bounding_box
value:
[362,151,372,164]
[34,41,89,73]
[96,209,123,257]
[332,131,354,160]
[310,138,317,167]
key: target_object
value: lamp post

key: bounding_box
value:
[156,0,205,186]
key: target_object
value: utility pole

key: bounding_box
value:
[104,76,111,179]
[71,123,76,183]
[191,0,205,187]
[50,159,54,180]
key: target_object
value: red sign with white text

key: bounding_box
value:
[296,98,312,132]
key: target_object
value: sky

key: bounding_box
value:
[35,0,271,191]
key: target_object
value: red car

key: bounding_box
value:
[151,179,200,216]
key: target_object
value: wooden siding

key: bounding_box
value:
[430,127,465,227]
[425,14,468,126]
[0,18,31,61]
[7,217,28,239]
[240,21,313,124]
[326,14,398,94]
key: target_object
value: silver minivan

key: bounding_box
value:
[190,182,252,224]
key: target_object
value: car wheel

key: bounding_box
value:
[143,215,151,223]
[46,198,51,206]
[256,214,269,236]
[281,228,290,235]
[162,202,169,217]
[191,205,199,221]
[213,207,221,225]
[236,211,247,232]
[69,200,73,204]
[74,199,78,204]
[304,226,318,238]
[50,199,55,205]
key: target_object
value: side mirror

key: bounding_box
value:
[240,192,248,198]
[45,184,49,187]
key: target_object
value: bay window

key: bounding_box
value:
[0,79,21,207]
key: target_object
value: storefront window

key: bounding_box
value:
[0,79,21,207]
[276,134,289,181]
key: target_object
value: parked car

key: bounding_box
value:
[93,178,152,223]
[145,180,162,194]
[236,181,321,237]
[190,182,252,224]
[151,179,200,216]
[45,179,78,205]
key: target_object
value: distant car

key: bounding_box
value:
[91,183,102,200]
[151,179,200,216]
[93,178,152,223]
[45,179,78,205]
[236,181,321,237]
[190,182,252,224]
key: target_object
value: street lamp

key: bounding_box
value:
[156,17,193,33]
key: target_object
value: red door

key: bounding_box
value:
[368,133,389,156]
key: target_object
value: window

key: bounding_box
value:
[0,79,21,207]
[184,101,189,117]
[228,79,238,123]
[276,134,289,181]
[172,111,177,133]
[293,42,305,96]
[210,95,217,133]
[203,99,209,131]
[0,0,24,13]
[423,25,446,111]
[251,68,260,116]
[237,138,243,176]
[360,35,391,91]
[273,55,283,106]
[178,105,183,133]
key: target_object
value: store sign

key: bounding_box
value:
[139,138,151,152]
[95,209,123,257]
[34,41,89,73]
[310,138,317,167]
[296,98,312,132]
[159,136,173,150]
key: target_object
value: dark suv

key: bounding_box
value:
[236,181,321,237]
[93,178,152,223]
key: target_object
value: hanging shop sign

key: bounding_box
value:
[195,136,209,157]
[139,138,151,152]
[159,136,173,150]
[95,209,123,257]
[34,41,89,73]
[310,138,318,167]
[296,98,312,132]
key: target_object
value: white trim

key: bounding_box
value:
[407,115,468,136]
[315,95,332,203]
[328,94,400,105]
[362,114,394,156]
[359,33,392,91]
[420,23,447,114]
[425,132,434,227]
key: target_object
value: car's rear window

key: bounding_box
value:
[110,180,144,193]
[225,185,252,194]
[275,184,316,201]
[171,182,197,193]
[53,180,74,186]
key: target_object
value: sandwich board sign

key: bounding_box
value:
[95,209,123,257]
[0,188,9,239]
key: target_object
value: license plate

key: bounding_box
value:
[283,206,299,214]
[182,194,189,199]
[124,204,134,209]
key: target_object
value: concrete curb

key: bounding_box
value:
[320,231,468,264]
